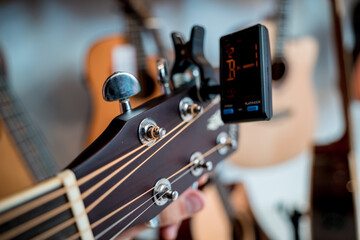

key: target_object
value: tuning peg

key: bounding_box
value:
[102,72,141,113]
[156,58,172,95]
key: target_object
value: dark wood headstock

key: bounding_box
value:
[68,84,238,239]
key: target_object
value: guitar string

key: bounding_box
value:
[1,96,220,239]
[85,96,220,215]
[35,161,197,240]
[101,152,215,240]
[99,142,225,240]
[0,120,185,225]
[0,126,178,239]
[89,166,194,240]
[0,123,182,239]
[0,141,151,225]
[70,143,224,240]
[34,131,224,239]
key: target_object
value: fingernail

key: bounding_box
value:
[184,193,204,214]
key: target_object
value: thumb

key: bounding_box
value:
[158,188,206,227]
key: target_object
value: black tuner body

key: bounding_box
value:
[220,24,272,123]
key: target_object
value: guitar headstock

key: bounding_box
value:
[68,75,238,239]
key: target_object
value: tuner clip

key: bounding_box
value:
[170,25,220,101]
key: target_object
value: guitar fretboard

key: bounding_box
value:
[274,0,290,59]
[0,76,57,181]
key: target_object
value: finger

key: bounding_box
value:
[197,174,209,186]
[160,223,180,240]
[158,188,206,227]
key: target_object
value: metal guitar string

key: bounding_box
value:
[0,126,177,239]
[1,97,220,240]
[0,118,187,226]
[67,161,196,240]
[42,128,223,240]
[97,143,224,240]
[0,121,186,238]
[98,168,192,240]
[0,140,154,225]
[30,145,197,239]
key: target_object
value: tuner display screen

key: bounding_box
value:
[220,24,272,123]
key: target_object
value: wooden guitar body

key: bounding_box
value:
[352,55,360,100]
[173,16,319,238]
[229,22,318,167]
[191,183,268,240]
[0,49,57,198]
[85,34,162,145]
[0,118,34,198]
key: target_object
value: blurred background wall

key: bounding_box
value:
[0,0,359,239]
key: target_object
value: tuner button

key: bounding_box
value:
[165,190,179,201]
[179,97,203,122]
[148,126,166,139]
[139,118,166,146]
[102,72,141,113]
[153,178,177,206]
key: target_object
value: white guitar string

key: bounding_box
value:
[11,97,220,240]
[102,167,194,240]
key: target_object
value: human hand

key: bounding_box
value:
[115,176,208,240]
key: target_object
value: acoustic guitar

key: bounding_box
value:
[352,0,360,101]
[228,0,318,168]
[310,0,357,239]
[0,70,239,239]
[177,1,318,239]
[84,0,164,146]
[0,49,58,198]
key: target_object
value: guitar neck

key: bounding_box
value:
[274,0,290,59]
[315,0,351,153]
[127,13,147,72]
[0,76,57,181]
[0,170,92,239]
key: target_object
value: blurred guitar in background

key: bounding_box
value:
[352,0,360,100]
[177,0,318,239]
[84,0,166,146]
[0,49,58,198]
[310,0,357,239]
[227,0,318,168]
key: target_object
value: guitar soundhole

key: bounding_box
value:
[271,59,286,82]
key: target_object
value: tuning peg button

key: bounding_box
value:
[102,72,141,113]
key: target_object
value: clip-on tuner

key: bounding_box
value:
[170,24,272,123]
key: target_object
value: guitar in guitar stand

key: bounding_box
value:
[171,25,272,240]
[0,24,271,240]
[0,49,58,198]
[310,0,357,239]
[85,0,165,146]
[228,0,319,167]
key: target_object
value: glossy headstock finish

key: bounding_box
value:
[68,85,238,239]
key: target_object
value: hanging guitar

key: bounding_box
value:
[171,24,272,240]
[84,0,165,146]
[0,49,58,198]
[228,0,318,167]
[0,24,272,239]
[310,0,357,239]
[352,0,360,101]
[186,1,318,239]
